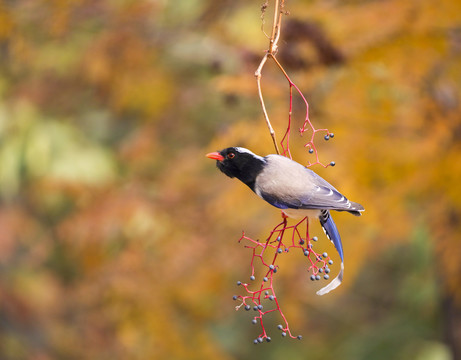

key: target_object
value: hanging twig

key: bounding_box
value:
[255,0,332,166]
[255,0,286,155]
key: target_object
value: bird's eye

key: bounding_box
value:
[227,152,235,159]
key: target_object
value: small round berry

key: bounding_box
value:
[310,275,316,281]
[282,332,287,337]
[297,335,303,340]
[273,268,278,273]
[254,339,258,345]
[329,133,334,138]
[318,268,323,273]
[328,260,333,265]
[276,236,281,242]
[253,306,258,311]
[237,281,242,286]
[277,324,283,330]
[315,275,321,281]
[324,274,330,280]
[245,305,251,311]
[257,304,263,310]
[322,252,328,258]
[265,291,269,296]
[263,277,268,282]
[252,319,257,325]
[269,264,275,270]
[257,337,263,343]
[250,275,255,281]
[325,268,330,274]
[233,295,238,300]
[269,295,275,301]
[330,161,336,167]
[277,248,283,253]
[285,248,289,252]
[312,236,318,242]
[299,239,305,245]
[309,148,314,154]
[266,337,272,342]
[324,135,330,140]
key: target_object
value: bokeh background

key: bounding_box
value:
[1,0,460,359]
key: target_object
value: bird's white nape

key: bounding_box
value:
[235,147,265,161]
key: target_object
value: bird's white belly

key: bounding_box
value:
[282,208,321,219]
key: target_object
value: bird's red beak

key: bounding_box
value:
[206,152,224,161]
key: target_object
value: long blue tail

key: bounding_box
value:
[317,210,344,295]
[319,210,344,262]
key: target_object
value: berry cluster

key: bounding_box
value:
[305,132,336,167]
[234,215,333,343]
[278,76,336,169]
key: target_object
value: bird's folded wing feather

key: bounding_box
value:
[255,156,363,212]
[255,155,363,211]
[258,183,360,212]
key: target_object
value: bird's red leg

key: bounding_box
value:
[305,216,309,240]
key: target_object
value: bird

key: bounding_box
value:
[206,146,364,295]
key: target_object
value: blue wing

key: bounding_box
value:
[255,156,364,214]
[259,183,362,214]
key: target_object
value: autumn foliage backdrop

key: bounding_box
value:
[0,0,460,359]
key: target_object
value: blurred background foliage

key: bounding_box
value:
[0,0,460,359]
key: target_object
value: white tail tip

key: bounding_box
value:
[316,262,344,296]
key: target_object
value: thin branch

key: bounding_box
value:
[255,54,280,154]
[256,0,286,154]
[269,0,281,54]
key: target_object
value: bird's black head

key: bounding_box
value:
[206,147,265,189]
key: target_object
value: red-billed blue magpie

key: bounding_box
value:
[206,147,364,295]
